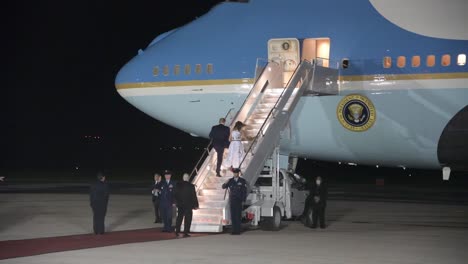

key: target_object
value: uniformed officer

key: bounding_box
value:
[90,172,109,235]
[155,170,176,232]
[222,168,247,235]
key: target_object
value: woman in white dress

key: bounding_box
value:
[223,121,246,170]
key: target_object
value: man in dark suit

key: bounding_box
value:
[310,176,328,229]
[209,117,230,177]
[90,172,110,235]
[175,173,199,237]
[155,170,176,232]
[151,173,162,223]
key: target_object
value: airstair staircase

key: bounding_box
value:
[186,59,338,232]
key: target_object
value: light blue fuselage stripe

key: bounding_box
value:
[123,87,468,169]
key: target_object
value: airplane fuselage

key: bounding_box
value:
[115,0,468,170]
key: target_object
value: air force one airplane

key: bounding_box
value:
[115,0,468,178]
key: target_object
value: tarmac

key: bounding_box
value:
[1,191,468,264]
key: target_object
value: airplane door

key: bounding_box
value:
[268,38,300,86]
[301,38,330,67]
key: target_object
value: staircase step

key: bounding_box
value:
[199,200,227,209]
[198,196,226,203]
[184,223,223,233]
[245,128,260,135]
[193,208,224,216]
[261,97,279,104]
[265,88,285,95]
[199,193,226,201]
[203,181,225,189]
[251,113,269,119]
[191,214,223,224]
[200,189,228,196]
[246,118,267,124]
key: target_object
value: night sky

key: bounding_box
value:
[5,1,224,173]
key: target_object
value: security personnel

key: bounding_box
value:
[175,173,199,237]
[90,172,109,235]
[222,168,247,235]
[310,176,328,229]
[156,170,176,232]
[151,173,162,223]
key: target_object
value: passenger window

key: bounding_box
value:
[184,64,191,75]
[153,66,159,76]
[397,56,406,68]
[163,65,169,76]
[195,64,202,74]
[341,58,349,69]
[383,57,392,68]
[441,54,451,66]
[426,55,435,67]
[206,64,213,74]
[174,65,180,75]
[457,54,466,66]
[411,56,420,67]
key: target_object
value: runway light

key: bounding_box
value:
[376,165,379,168]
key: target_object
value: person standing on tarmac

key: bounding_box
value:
[222,168,248,235]
[156,170,176,232]
[90,172,110,235]
[151,173,162,223]
[310,176,327,229]
[175,173,199,238]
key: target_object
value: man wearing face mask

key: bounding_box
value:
[310,176,327,229]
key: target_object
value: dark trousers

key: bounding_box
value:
[230,198,242,234]
[214,146,224,174]
[92,207,106,234]
[160,203,173,231]
[153,199,161,222]
[175,206,193,234]
[301,195,312,217]
[312,205,326,228]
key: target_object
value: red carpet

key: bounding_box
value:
[0,228,213,260]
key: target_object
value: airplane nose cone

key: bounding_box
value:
[115,56,144,91]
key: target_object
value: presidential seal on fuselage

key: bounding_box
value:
[337,94,376,132]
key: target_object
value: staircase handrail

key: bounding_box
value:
[227,61,281,130]
[239,60,313,169]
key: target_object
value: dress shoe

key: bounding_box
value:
[183,233,191,237]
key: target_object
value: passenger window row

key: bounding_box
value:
[382,54,466,69]
[153,64,214,76]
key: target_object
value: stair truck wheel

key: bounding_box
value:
[262,206,282,231]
